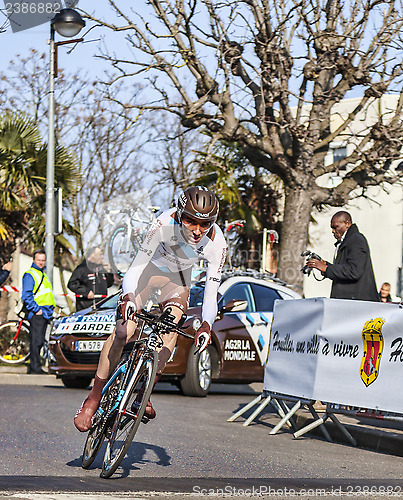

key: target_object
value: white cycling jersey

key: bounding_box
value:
[122,208,227,326]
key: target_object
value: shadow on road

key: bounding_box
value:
[67,441,171,478]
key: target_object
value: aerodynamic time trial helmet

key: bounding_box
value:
[177,186,219,226]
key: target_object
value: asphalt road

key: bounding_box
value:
[0,379,402,499]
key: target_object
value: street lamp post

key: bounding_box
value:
[45,8,85,285]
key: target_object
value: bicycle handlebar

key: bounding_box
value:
[134,308,194,340]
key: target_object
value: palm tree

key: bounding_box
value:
[0,113,80,261]
[195,140,280,269]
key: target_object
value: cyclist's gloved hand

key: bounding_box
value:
[194,321,211,354]
[117,292,137,324]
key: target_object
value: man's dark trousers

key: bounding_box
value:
[28,315,49,372]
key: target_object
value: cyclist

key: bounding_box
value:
[74,186,227,432]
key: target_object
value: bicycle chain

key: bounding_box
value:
[99,379,120,438]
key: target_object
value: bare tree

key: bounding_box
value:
[0,51,148,259]
[71,81,147,255]
[82,0,403,287]
[145,112,204,206]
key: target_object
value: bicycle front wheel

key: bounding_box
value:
[101,351,157,478]
[0,320,30,365]
[108,225,141,276]
[82,372,122,469]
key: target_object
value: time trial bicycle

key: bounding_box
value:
[81,306,195,478]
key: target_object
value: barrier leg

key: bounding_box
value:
[308,404,332,442]
[328,413,357,446]
[227,394,263,422]
[242,395,272,427]
[275,399,298,430]
[270,400,301,435]
[293,414,330,439]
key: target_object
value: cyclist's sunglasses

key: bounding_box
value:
[182,214,213,230]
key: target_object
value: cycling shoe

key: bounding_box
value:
[74,398,99,432]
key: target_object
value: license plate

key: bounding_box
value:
[75,340,106,352]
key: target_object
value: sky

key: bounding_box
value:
[0,1,125,79]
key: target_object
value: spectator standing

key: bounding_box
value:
[21,250,55,374]
[379,282,392,303]
[0,261,12,287]
[68,247,114,311]
[307,211,379,301]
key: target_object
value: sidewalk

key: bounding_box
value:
[0,365,64,386]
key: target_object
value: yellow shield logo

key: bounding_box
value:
[360,317,384,387]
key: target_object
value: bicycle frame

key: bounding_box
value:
[97,345,147,421]
[12,317,26,343]
[96,307,193,424]
[96,311,158,424]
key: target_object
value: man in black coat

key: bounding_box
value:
[307,211,379,301]
[68,247,115,311]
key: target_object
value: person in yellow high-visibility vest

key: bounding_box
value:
[21,249,55,374]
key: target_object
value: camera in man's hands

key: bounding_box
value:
[300,250,322,276]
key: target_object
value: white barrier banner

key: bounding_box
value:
[264,298,403,414]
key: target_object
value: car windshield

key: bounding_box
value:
[189,284,205,307]
[97,294,119,310]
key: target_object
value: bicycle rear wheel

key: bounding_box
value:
[0,320,30,365]
[108,225,141,276]
[101,351,157,478]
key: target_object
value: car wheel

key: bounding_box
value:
[180,345,214,397]
[61,376,92,389]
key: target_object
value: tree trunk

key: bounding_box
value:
[277,187,313,293]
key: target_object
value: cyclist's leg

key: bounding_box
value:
[157,279,190,373]
[156,306,182,372]
[96,318,137,379]
[142,281,189,419]
[74,318,137,432]
[133,305,182,421]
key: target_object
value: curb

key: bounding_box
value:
[294,412,403,457]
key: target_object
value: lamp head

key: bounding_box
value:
[51,8,85,38]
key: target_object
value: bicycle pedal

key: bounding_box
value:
[141,415,150,424]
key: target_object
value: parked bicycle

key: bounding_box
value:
[81,306,195,478]
[106,206,160,277]
[0,305,68,366]
[0,314,30,364]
